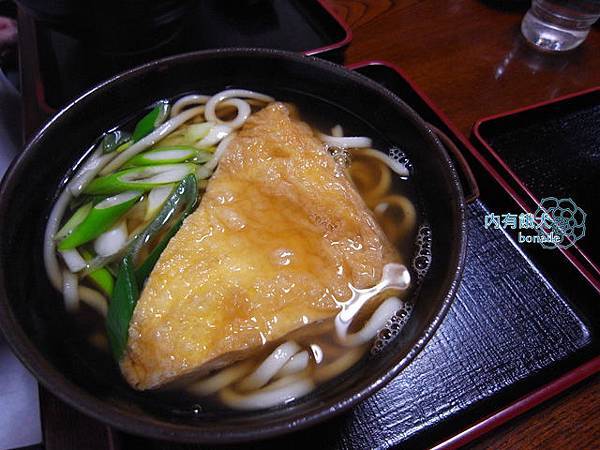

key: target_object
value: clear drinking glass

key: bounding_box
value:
[521,0,600,51]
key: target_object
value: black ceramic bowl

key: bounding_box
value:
[0,49,465,443]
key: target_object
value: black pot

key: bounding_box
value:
[0,49,466,443]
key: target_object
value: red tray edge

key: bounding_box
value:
[472,88,600,293]
[346,59,600,449]
[304,0,353,57]
[432,356,600,450]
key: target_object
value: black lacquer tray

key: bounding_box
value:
[473,89,600,293]
[18,0,350,122]
[113,62,599,449]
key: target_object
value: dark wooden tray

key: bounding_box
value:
[11,59,598,450]
[473,88,600,293]
[17,0,350,130]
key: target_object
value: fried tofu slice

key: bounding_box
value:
[121,103,399,390]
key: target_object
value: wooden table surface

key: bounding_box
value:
[326,0,600,448]
[24,1,600,449]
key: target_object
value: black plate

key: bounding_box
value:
[0,49,465,443]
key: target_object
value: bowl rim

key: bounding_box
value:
[0,47,466,443]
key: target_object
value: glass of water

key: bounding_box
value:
[521,0,600,51]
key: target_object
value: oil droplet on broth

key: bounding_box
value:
[272,248,294,266]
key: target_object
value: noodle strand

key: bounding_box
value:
[338,297,403,347]
[237,341,301,391]
[314,347,366,382]
[188,361,253,396]
[204,89,273,126]
[62,270,79,312]
[276,350,310,378]
[44,190,72,290]
[68,148,119,196]
[319,134,372,149]
[171,94,210,117]
[79,286,108,316]
[351,148,409,177]
[374,195,417,242]
[220,374,314,410]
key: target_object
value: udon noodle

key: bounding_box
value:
[44,89,420,411]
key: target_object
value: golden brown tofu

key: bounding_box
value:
[121,103,399,390]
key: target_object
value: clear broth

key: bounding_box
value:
[58,92,427,414]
